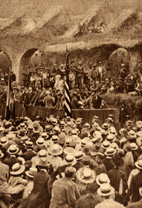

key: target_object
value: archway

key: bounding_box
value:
[19,48,38,84]
[0,50,12,88]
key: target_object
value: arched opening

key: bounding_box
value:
[0,50,12,87]
[19,48,38,84]
[20,48,48,85]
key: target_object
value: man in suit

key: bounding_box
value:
[127,187,142,208]
[127,159,142,202]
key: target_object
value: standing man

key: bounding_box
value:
[50,167,80,208]
[95,183,125,208]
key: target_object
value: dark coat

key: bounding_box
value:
[4,157,22,169]
[108,167,127,193]
[75,194,102,208]
[103,157,114,172]
[127,200,142,208]
[25,171,50,208]
[128,170,142,202]
[22,149,36,161]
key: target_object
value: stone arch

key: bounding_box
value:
[19,48,38,84]
[0,49,12,72]
[107,47,130,78]
[0,49,12,86]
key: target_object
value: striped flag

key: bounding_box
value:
[5,71,14,120]
[64,48,72,117]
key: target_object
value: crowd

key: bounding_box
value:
[0,114,142,208]
[1,60,142,110]
[77,22,106,36]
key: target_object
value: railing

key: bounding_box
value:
[0,103,119,124]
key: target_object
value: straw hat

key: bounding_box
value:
[36,137,45,146]
[10,163,25,176]
[106,134,114,142]
[0,127,4,133]
[96,173,110,186]
[25,141,33,149]
[128,130,136,140]
[135,159,142,170]
[74,151,84,161]
[64,147,76,155]
[101,140,110,149]
[38,149,47,157]
[51,135,59,143]
[0,150,4,158]
[130,143,138,151]
[19,123,26,129]
[48,144,63,156]
[97,183,114,196]
[8,145,19,155]
[102,123,109,130]
[75,118,82,125]
[136,131,142,138]
[105,147,116,156]
[76,167,96,184]
[21,136,29,143]
[6,132,16,141]
[110,142,118,150]
[18,128,27,137]
[0,137,8,146]
[81,137,90,147]
[41,132,48,139]
[63,154,77,166]
[25,167,37,178]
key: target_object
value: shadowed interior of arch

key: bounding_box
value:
[19,48,39,84]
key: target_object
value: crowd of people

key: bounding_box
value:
[0,113,142,208]
[1,60,142,111]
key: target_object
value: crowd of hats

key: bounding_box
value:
[1,114,142,206]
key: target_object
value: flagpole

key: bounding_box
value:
[5,66,11,120]
[64,45,72,117]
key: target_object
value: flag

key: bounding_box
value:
[5,71,14,120]
[64,48,72,117]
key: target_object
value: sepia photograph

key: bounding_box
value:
[0,0,142,207]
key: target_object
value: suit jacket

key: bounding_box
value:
[25,171,50,208]
[22,149,36,161]
[127,200,142,208]
[128,170,142,202]
[108,167,127,194]
[0,161,9,194]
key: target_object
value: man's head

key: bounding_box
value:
[65,167,76,178]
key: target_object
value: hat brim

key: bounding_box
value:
[64,148,75,155]
[135,161,142,170]
[48,149,63,156]
[0,141,8,146]
[105,150,116,156]
[97,186,114,196]
[10,165,25,176]
[76,168,96,184]
[96,176,110,186]
[25,171,34,178]
[7,147,19,155]
[0,153,4,158]
[63,158,77,166]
